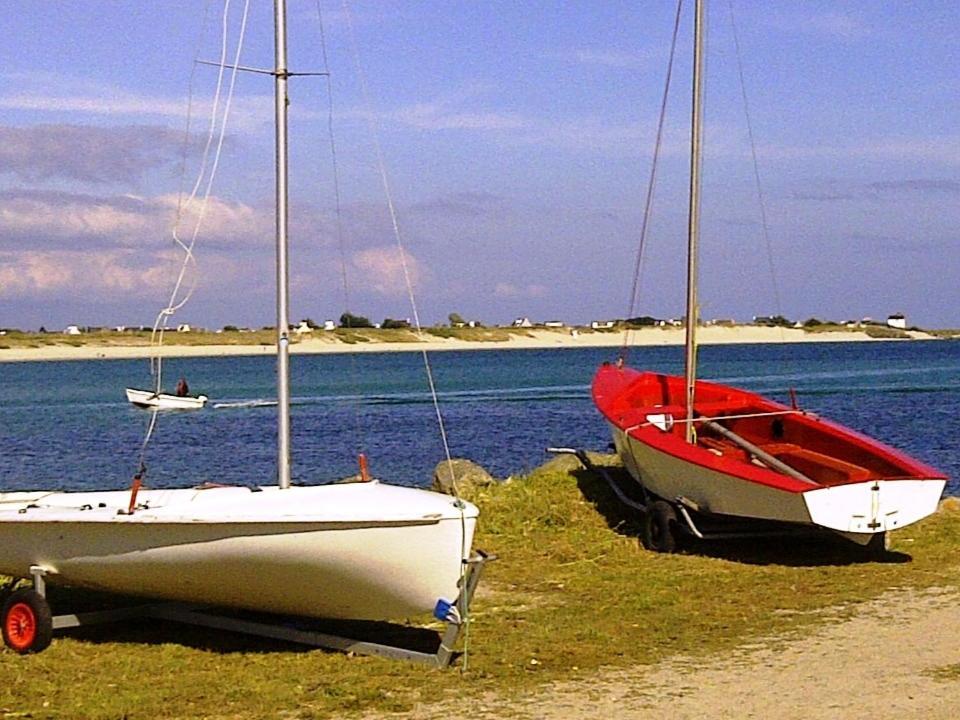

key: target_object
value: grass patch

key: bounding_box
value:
[425,327,533,341]
[863,326,910,339]
[0,456,957,718]
[801,324,863,335]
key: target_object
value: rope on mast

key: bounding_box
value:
[137,0,252,477]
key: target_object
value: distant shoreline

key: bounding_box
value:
[0,326,943,363]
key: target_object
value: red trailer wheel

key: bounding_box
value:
[2,589,53,654]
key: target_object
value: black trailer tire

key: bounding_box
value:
[642,500,678,553]
[2,588,53,654]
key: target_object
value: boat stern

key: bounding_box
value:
[803,478,946,536]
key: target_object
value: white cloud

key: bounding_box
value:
[0,84,272,133]
[0,190,271,250]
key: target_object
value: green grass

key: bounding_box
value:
[863,325,910,339]
[424,327,533,341]
[1,457,958,718]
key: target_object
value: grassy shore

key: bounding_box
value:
[1,456,957,718]
[0,324,952,363]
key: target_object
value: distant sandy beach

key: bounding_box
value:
[0,326,938,363]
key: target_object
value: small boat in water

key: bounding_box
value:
[125,387,208,410]
[592,0,946,551]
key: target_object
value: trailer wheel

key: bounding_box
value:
[642,501,678,553]
[2,588,53,654]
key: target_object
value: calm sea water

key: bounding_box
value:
[1,341,957,496]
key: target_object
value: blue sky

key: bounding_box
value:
[1,1,957,330]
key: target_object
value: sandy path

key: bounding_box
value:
[402,587,960,720]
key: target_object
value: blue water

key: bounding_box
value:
[1,341,957,495]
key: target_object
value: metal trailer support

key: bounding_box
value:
[27,552,493,667]
[547,447,824,543]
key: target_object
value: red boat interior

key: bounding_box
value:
[595,367,936,488]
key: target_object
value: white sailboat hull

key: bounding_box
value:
[126,388,208,410]
[613,424,945,540]
[0,483,477,620]
[613,424,813,524]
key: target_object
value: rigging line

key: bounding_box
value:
[150,0,237,394]
[619,0,684,365]
[313,0,366,457]
[341,0,457,490]
[147,0,215,390]
[727,0,785,342]
[163,0,251,320]
[138,0,252,469]
[342,0,471,669]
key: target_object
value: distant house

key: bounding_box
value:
[323,320,336,331]
[590,320,616,330]
[177,324,192,333]
[295,320,313,335]
[64,325,82,335]
[887,313,907,330]
[543,320,565,328]
[512,317,533,328]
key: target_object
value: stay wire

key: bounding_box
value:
[619,0,684,365]
[727,0,785,340]
[312,0,367,458]
[342,0,472,671]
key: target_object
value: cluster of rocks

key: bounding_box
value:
[335,457,497,497]
[431,458,496,497]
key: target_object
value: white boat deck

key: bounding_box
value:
[0,482,476,525]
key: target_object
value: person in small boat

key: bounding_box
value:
[175,377,190,397]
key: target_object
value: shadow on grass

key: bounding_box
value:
[571,464,913,568]
[44,586,446,656]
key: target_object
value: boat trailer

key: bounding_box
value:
[548,447,828,552]
[0,551,493,667]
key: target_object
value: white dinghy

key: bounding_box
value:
[125,388,208,410]
[0,1,479,656]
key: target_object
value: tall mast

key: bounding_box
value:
[274,0,292,488]
[683,0,705,443]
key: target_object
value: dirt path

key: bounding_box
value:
[403,587,960,719]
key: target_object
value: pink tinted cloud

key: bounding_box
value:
[0,250,171,299]
[0,248,245,302]
[351,246,423,296]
